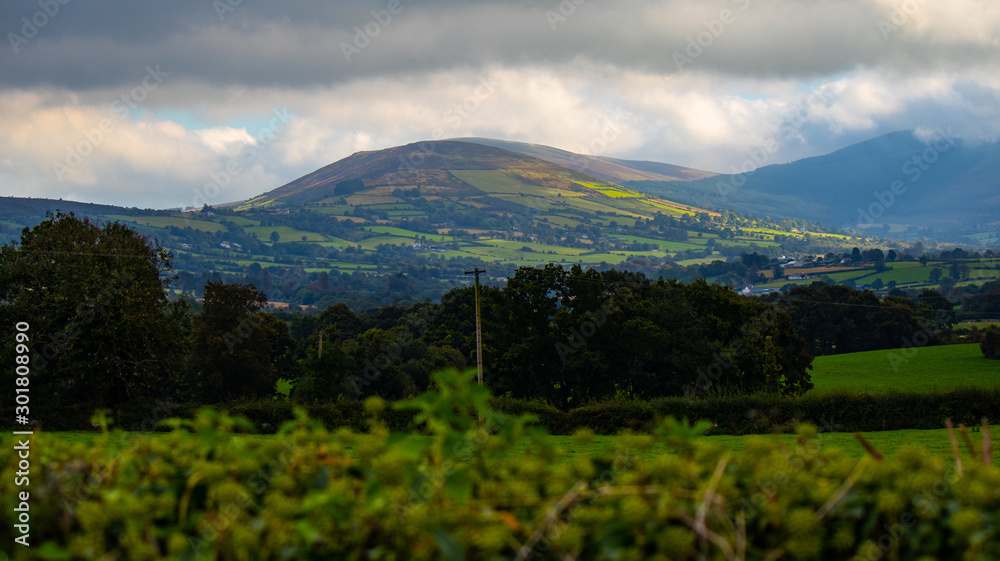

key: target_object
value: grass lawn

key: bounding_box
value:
[810,344,1000,394]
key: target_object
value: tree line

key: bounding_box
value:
[2,214,996,423]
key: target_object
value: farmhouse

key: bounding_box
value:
[788,273,811,280]
[741,286,779,296]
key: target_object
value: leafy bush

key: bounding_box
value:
[3,369,1000,560]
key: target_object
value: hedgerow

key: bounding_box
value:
[36,386,1000,437]
[2,369,999,560]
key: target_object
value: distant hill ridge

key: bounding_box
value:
[637,130,1000,232]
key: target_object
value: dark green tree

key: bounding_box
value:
[293,344,356,402]
[982,327,1000,360]
[740,252,770,269]
[916,289,956,328]
[187,281,292,402]
[0,212,183,418]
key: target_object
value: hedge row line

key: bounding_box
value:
[37,386,1000,435]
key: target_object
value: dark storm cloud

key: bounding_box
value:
[3,0,997,91]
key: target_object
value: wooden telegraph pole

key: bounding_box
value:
[464,268,486,386]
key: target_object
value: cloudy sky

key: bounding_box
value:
[2,0,998,209]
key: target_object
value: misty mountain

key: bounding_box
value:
[626,131,1000,234]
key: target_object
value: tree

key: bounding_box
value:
[740,252,769,270]
[851,247,862,262]
[916,289,956,328]
[270,231,281,243]
[0,213,183,416]
[929,268,943,283]
[293,344,356,402]
[187,281,292,402]
[982,327,1000,360]
[887,250,898,262]
[772,265,785,280]
[872,278,885,291]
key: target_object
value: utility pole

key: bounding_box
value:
[464,268,486,387]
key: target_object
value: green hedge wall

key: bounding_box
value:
[29,387,1000,436]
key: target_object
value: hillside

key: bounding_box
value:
[243,139,711,220]
[628,131,1000,241]
[452,137,718,183]
[0,138,909,308]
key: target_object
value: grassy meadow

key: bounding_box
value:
[810,343,1000,394]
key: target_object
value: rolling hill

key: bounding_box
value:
[242,139,718,221]
[0,137,921,309]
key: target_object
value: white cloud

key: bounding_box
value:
[1,1,999,208]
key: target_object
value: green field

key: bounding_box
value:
[450,169,563,198]
[477,239,588,255]
[246,225,326,242]
[810,343,1000,394]
[315,237,353,249]
[214,216,261,227]
[608,234,702,252]
[364,225,457,242]
[357,235,415,249]
[106,214,225,232]
[761,259,1000,289]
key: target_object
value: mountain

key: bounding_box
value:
[626,131,1000,235]
[245,139,715,219]
[0,137,908,310]
[452,137,718,183]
